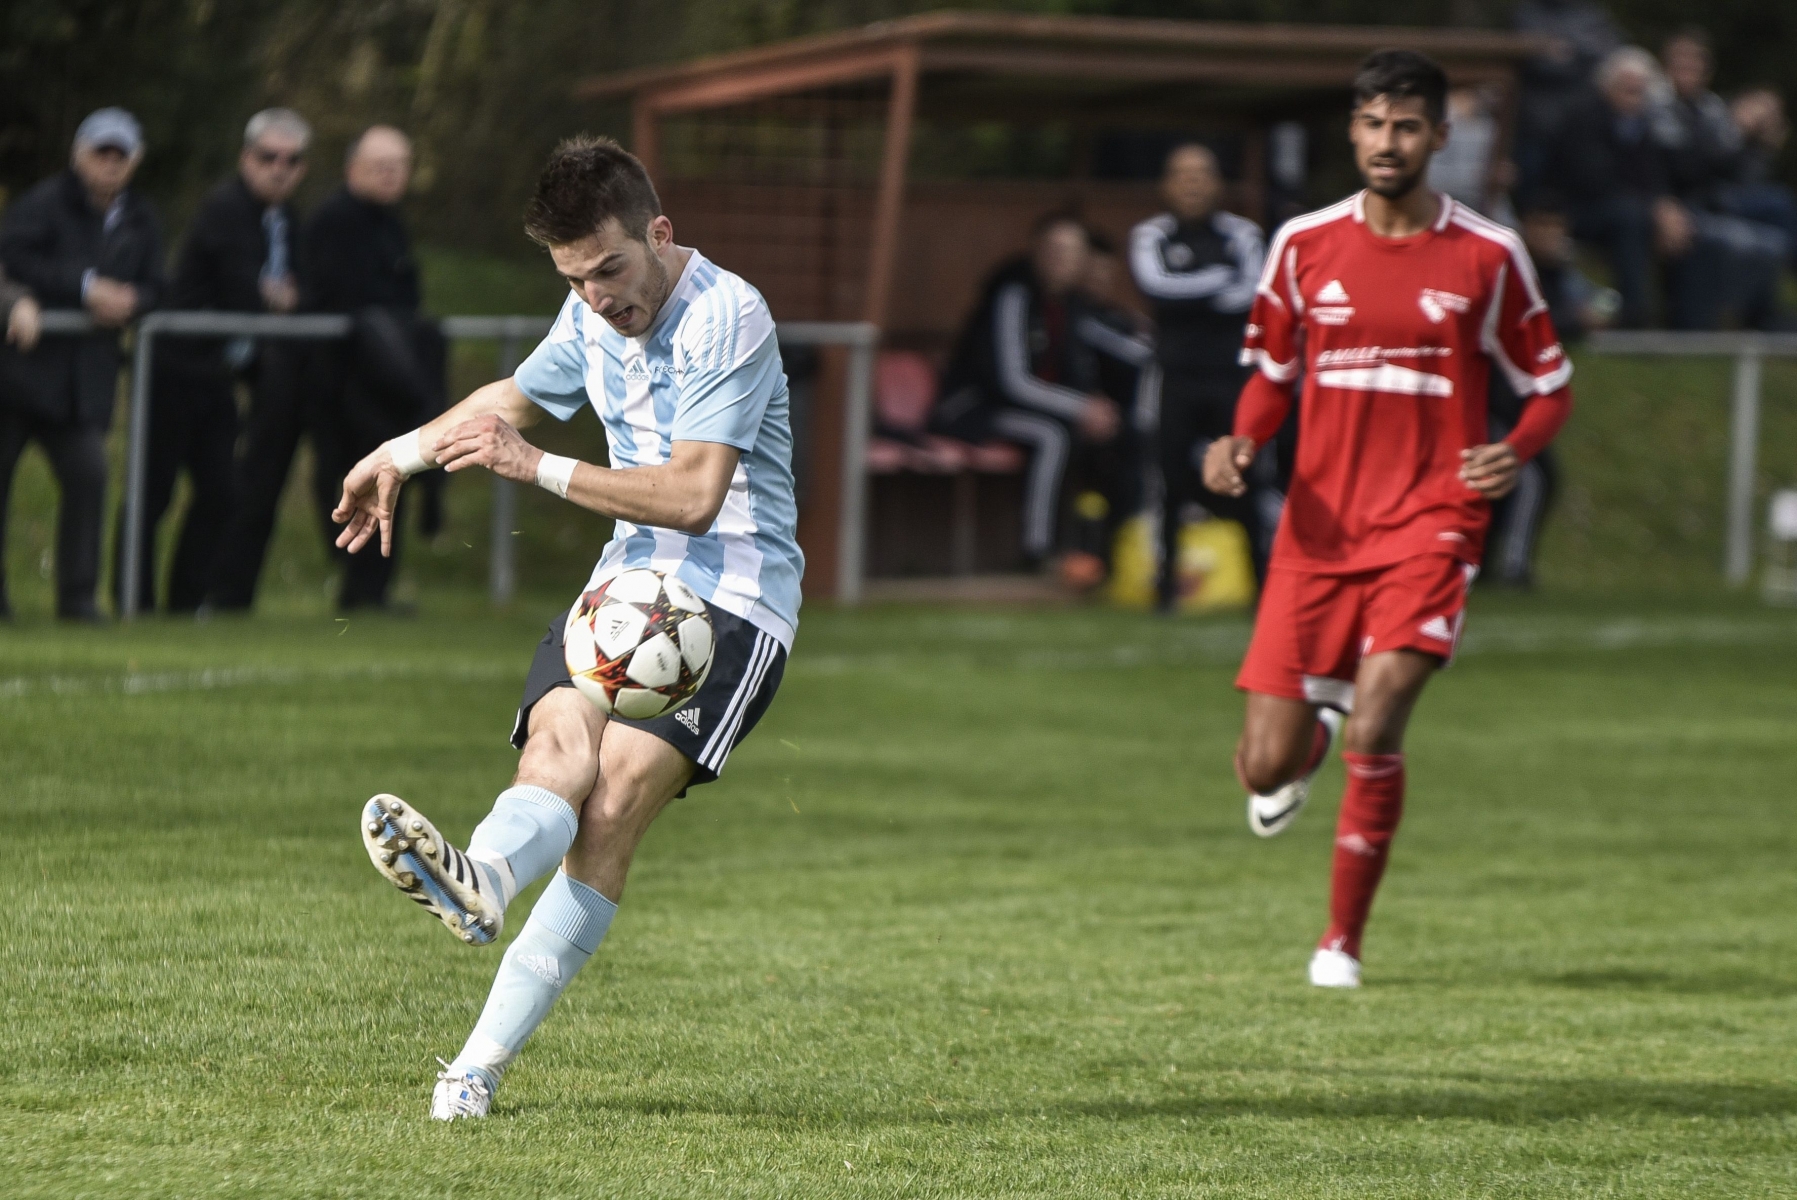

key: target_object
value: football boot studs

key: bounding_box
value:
[360,794,503,946]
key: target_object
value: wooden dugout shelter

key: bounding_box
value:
[577,12,1542,595]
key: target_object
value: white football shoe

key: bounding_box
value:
[1308,947,1362,989]
[361,794,503,946]
[431,1064,493,1121]
[1247,707,1345,838]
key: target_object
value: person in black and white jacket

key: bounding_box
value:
[1129,144,1273,608]
[934,214,1141,570]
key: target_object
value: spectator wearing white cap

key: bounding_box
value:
[0,107,165,621]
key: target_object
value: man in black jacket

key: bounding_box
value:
[121,108,311,614]
[302,125,445,611]
[1655,30,1784,331]
[0,108,163,620]
[1128,144,1271,606]
[933,213,1124,571]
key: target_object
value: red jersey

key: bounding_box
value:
[1235,192,1572,574]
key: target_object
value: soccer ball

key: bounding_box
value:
[564,569,714,719]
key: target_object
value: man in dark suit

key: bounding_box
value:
[0,108,163,620]
[121,108,310,614]
[303,125,445,611]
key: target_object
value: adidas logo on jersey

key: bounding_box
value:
[674,707,702,734]
[1315,279,1350,304]
[1419,616,1455,642]
[622,360,680,381]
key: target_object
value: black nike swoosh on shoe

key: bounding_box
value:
[1256,799,1302,824]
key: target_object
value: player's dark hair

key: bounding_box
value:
[524,135,663,247]
[1352,49,1449,124]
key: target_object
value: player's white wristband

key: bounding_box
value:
[384,429,430,479]
[535,453,578,499]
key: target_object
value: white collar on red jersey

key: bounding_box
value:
[1350,189,1456,233]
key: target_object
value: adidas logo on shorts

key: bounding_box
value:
[674,707,702,734]
[1419,616,1454,642]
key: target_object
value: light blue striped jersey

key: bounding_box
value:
[513,249,803,648]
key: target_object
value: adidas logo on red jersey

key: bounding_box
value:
[1315,279,1350,304]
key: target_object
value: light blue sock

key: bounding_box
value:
[448,871,617,1090]
[465,785,579,909]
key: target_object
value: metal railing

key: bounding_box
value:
[35,311,878,617]
[1585,330,1797,586]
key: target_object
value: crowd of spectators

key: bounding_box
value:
[941,14,1797,593]
[1499,7,1795,331]
[0,108,443,621]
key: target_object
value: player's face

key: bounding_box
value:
[1349,94,1447,200]
[551,216,675,339]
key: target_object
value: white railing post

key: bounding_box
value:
[1585,330,1797,586]
[119,317,159,621]
[837,329,878,606]
[489,332,523,606]
[1726,345,1763,587]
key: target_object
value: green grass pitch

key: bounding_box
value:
[4,597,1795,1197]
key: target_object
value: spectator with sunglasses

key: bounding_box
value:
[120,108,311,614]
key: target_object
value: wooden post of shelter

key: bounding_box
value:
[864,42,919,329]
[632,102,661,179]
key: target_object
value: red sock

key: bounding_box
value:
[1320,752,1405,961]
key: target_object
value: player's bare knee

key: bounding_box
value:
[517,689,602,787]
[588,759,672,829]
[1237,733,1307,794]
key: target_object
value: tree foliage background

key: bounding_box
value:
[2,0,1793,258]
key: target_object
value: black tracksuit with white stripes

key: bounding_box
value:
[933,258,1152,562]
[1128,209,1276,601]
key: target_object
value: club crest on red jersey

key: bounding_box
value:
[1418,289,1472,323]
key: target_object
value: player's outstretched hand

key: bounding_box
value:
[333,448,405,558]
[1203,436,1256,498]
[1460,442,1521,499]
[434,415,545,485]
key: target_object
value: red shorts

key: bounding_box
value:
[1236,554,1477,711]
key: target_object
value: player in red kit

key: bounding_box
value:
[1204,50,1573,988]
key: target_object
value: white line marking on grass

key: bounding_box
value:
[0,662,515,700]
[789,614,1797,674]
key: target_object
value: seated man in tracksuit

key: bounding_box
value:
[933,213,1147,575]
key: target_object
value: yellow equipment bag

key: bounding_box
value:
[1107,513,1256,613]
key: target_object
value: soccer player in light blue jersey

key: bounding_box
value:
[331,136,803,1120]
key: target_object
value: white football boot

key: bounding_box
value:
[1247,707,1345,838]
[361,794,503,946]
[1308,947,1362,989]
[431,1064,493,1121]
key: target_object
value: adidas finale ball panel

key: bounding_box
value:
[564,570,715,718]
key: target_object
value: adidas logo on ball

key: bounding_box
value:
[564,569,715,720]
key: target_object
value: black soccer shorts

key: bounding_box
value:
[511,604,787,788]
